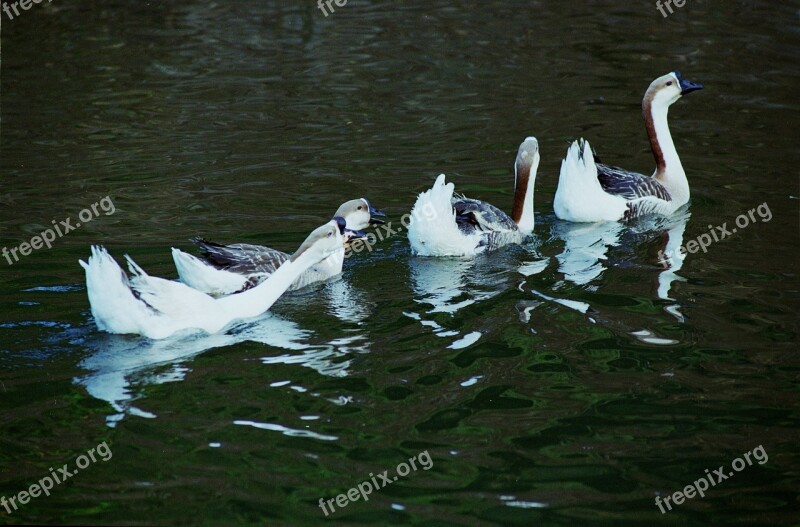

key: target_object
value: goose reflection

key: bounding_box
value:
[550,220,625,287]
[653,209,691,321]
[548,209,691,323]
[75,312,359,427]
[403,251,515,349]
[321,276,373,325]
[406,256,514,348]
[516,246,590,319]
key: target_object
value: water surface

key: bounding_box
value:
[1,1,798,525]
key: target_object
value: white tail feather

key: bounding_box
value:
[554,139,627,222]
[407,174,481,256]
[80,246,164,336]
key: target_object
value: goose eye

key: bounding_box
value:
[357,206,363,210]
[328,231,333,237]
[666,81,673,86]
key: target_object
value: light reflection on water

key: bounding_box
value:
[75,300,372,427]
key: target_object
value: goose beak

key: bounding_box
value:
[343,228,367,247]
[675,71,704,95]
[365,200,386,225]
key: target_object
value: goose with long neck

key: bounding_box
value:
[172,198,385,296]
[79,219,345,340]
[407,136,540,257]
[553,71,703,222]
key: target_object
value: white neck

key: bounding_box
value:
[648,101,689,204]
[512,160,537,233]
[216,249,320,320]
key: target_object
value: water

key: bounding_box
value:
[1,1,798,525]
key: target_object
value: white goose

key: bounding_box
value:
[554,71,703,222]
[172,198,385,295]
[408,137,540,257]
[79,219,345,340]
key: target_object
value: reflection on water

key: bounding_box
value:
[549,210,691,322]
[405,255,518,348]
[75,309,368,427]
[552,220,625,287]
[409,257,484,315]
[321,277,373,325]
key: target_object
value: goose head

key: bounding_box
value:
[645,71,704,110]
[334,198,386,231]
[290,218,345,263]
[511,136,540,231]
[515,136,540,182]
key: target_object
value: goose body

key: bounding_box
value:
[554,71,703,222]
[172,198,384,296]
[408,137,540,257]
[80,220,345,340]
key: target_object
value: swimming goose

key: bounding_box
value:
[79,219,345,340]
[407,137,540,257]
[172,198,385,295]
[553,71,703,222]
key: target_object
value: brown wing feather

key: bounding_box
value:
[193,238,289,275]
[596,164,672,202]
[452,198,517,234]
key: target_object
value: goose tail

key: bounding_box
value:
[407,174,463,256]
[554,139,625,222]
[79,246,155,335]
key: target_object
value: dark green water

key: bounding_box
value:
[1,1,798,525]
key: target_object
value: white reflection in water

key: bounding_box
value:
[409,257,479,314]
[232,419,338,441]
[322,277,373,325]
[448,331,481,349]
[549,210,691,321]
[75,312,363,427]
[551,220,625,287]
[406,257,510,348]
[516,248,588,316]
[655,210,691,304]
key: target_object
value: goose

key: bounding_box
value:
[407,137,540,257]
[553,71,703,222]
[172,198,385,295]
[79,219,345,340]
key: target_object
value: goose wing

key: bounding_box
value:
[452,197,517,234]
[596,164,672,202]
[193,238,289,275]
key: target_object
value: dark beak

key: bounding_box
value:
[675,70,704,95]
[343,228,367,249]
[332,216,347,234]
[344,228,367,241]
[364,199,386,225]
